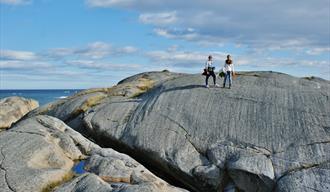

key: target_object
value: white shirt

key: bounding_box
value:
[223,62,234,72]
[205,60,213,69]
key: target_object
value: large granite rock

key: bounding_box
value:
[0,115,187,192]
[0,96,38,130]
[27,71,330,191]
[27,71,182,133]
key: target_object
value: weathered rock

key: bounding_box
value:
[207,140,275,191]
[27,71,330,191]
[275,163,330,192]
[0,96,38,129]
[27,70,182,132]
[0,115,96,192]
[0,115,187,192]
[82,148,188,192]
[54,173,113,192]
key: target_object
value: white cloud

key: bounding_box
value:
[139,11,177,25]
[154,28,201,41]
[118,46,138,54]
[77,41,112,59]
[47,42,138,59]
[86,0,134,7]
[145,47,330,72]
[47,48,75,58]
[66,60,141,70]
[0,50,38,60]
[86,0,330,51]
[306,47,330,55]
[0,60,52,69]
[0,0,31,5]
[146,49,228,69]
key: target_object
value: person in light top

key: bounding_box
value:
[204,55,219,88]
[223,54,235,88]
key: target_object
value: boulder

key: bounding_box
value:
[0,96,38,129]
[27,71,330,191]
[28,70,182,133]
[275,163,330,192]
[0,115,187,192]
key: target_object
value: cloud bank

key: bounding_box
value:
[87,0,330,51]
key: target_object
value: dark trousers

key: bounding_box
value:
[205,71,216,85]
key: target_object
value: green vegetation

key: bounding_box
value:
[41,171,74,192]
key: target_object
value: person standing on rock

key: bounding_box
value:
[223,54,235,89]
[204,55,219,88]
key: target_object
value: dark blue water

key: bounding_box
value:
[0,89,83,106]
[72,160,87,174]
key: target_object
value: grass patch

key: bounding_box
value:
[79,94,107,112]
[41,171,74,192]
[129,91,146,98]
[130,78,155,98]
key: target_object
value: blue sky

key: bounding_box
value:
[0,0,329,89]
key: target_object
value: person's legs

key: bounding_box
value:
[228,71,232,88]
[205,74,210,87]
[211,71,216,85]
[223,72,228,87]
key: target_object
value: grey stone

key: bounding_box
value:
[26,71,330,191]
[0,96,38,129]
[207,140,275,191]
[0,115,186,192]
[27,70,182,133]
[83,148,188,192]
[275,163,330,192]
[0,115,102,192]
[54,173,113,192]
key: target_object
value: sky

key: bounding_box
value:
[0,0,329,89]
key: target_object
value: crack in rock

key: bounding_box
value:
[0,145,15,192]
[158,112,204,156]
[7,130,45,138]
[273,140,330,154]
[276,160,330,183]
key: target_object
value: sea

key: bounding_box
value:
[0,89,83,106]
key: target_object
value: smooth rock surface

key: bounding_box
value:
[0,115,187,192]
[0,96,38,129]
[28,70,182,132]
[27,71,330,191]
[54,173,113,192]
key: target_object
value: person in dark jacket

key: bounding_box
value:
[204,55,219,88]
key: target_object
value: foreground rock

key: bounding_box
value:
[28,71,330,191]
[0,115,187,192]
[0,96,38,130]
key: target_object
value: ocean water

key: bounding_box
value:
[0,89,83,106]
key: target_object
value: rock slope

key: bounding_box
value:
[0,115,187,192]
[0,96,38,130]
[27,71,330,191]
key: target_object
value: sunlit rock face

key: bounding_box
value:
[16,71,330,191]
[0,96,39,129]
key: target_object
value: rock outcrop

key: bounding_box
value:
[26,71,330,191]
[0,115,187,192]
[0,96,38,130]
